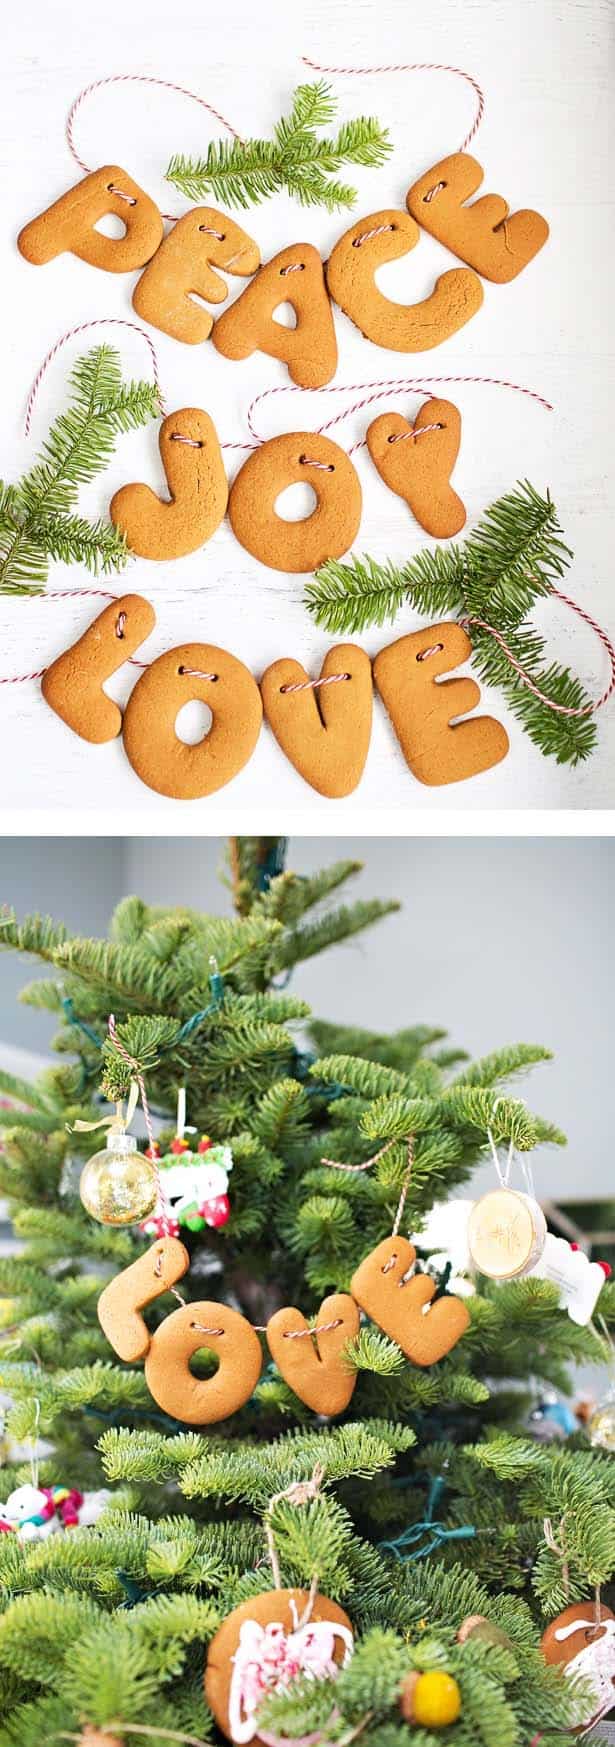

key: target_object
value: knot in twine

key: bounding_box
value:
[264,1463,325,1621]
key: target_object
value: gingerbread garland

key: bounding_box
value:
[41,595,509,797]
[325,209,483,352]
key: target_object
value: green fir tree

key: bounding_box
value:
[0,839,613,1747]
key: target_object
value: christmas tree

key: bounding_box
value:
[0,838,613,1747]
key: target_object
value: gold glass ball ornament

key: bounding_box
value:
[588,1387,615,1452]
[400,1670,462,1729]
[467,1188,547,1280]
[79,1130,158,1226]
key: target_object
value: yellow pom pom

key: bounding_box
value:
[412,1671,462,1728]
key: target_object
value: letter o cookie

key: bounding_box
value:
[261,643,372,797]
[18,165,163,273]
[229,433,361,573]
[326,208,483,351]
[122,642,262,800]
[110,409,228,560]
[144,1299,262,1424]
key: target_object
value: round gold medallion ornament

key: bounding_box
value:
[80,1130,159,1226]
[467,1188,547,1280]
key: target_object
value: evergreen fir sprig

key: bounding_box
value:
[305,483,598,766]
[0,346,161,596]
[166,80,391,211]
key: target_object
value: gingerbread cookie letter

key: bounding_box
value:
[229,433,361,573]
[326,209,483,351]
[42,593,155,744]
[144,1300,262,1424]
[212,243,337,387]
[373,622,509,786]
[133,208,260,343]
[366,400,465,537]
[18,166,163,273]
[110,409,227,560]
[407,155,549,283]
[261,643,372,797]
[351,1236,469,1365]
[97,1237,190,1362]
[266,1293,360,1414]
[122,643,262,800]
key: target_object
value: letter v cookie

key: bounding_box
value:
[110,408,228,559]
[18,166,163,273]
[98,1237,190,1362]
[267,1293,360,1414]
[367,400,465,538]
[41,593,156,743]
[374,622,509,785]
[407,154,549,283]
[260,644,372,796]
[351,1236,469,1365]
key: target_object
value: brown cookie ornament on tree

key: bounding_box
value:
[266,1292,360,1413]
[541,1602,615,1732]
[205,1589,354,1745]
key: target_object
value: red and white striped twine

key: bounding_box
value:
[66,73,244,222]
[301,55,485,153]
[24,317,164,437]
[241,375,554,451]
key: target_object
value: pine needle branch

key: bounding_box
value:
[0,346,160,597]
[166,81,390,211]
[305,482,598,766]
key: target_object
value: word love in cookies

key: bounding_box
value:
[41,594,510,798]
[97,1233,471,1426]
[17,157,549,380]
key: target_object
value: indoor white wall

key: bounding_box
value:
[1,836,613,1200]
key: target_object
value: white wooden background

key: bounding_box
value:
[1,0,613,825]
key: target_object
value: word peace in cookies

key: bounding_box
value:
[366,398,465,537]
[97,1233,468,1425]
[18,162,548,367]
[42,595,509,799]
[326,209,483,351]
